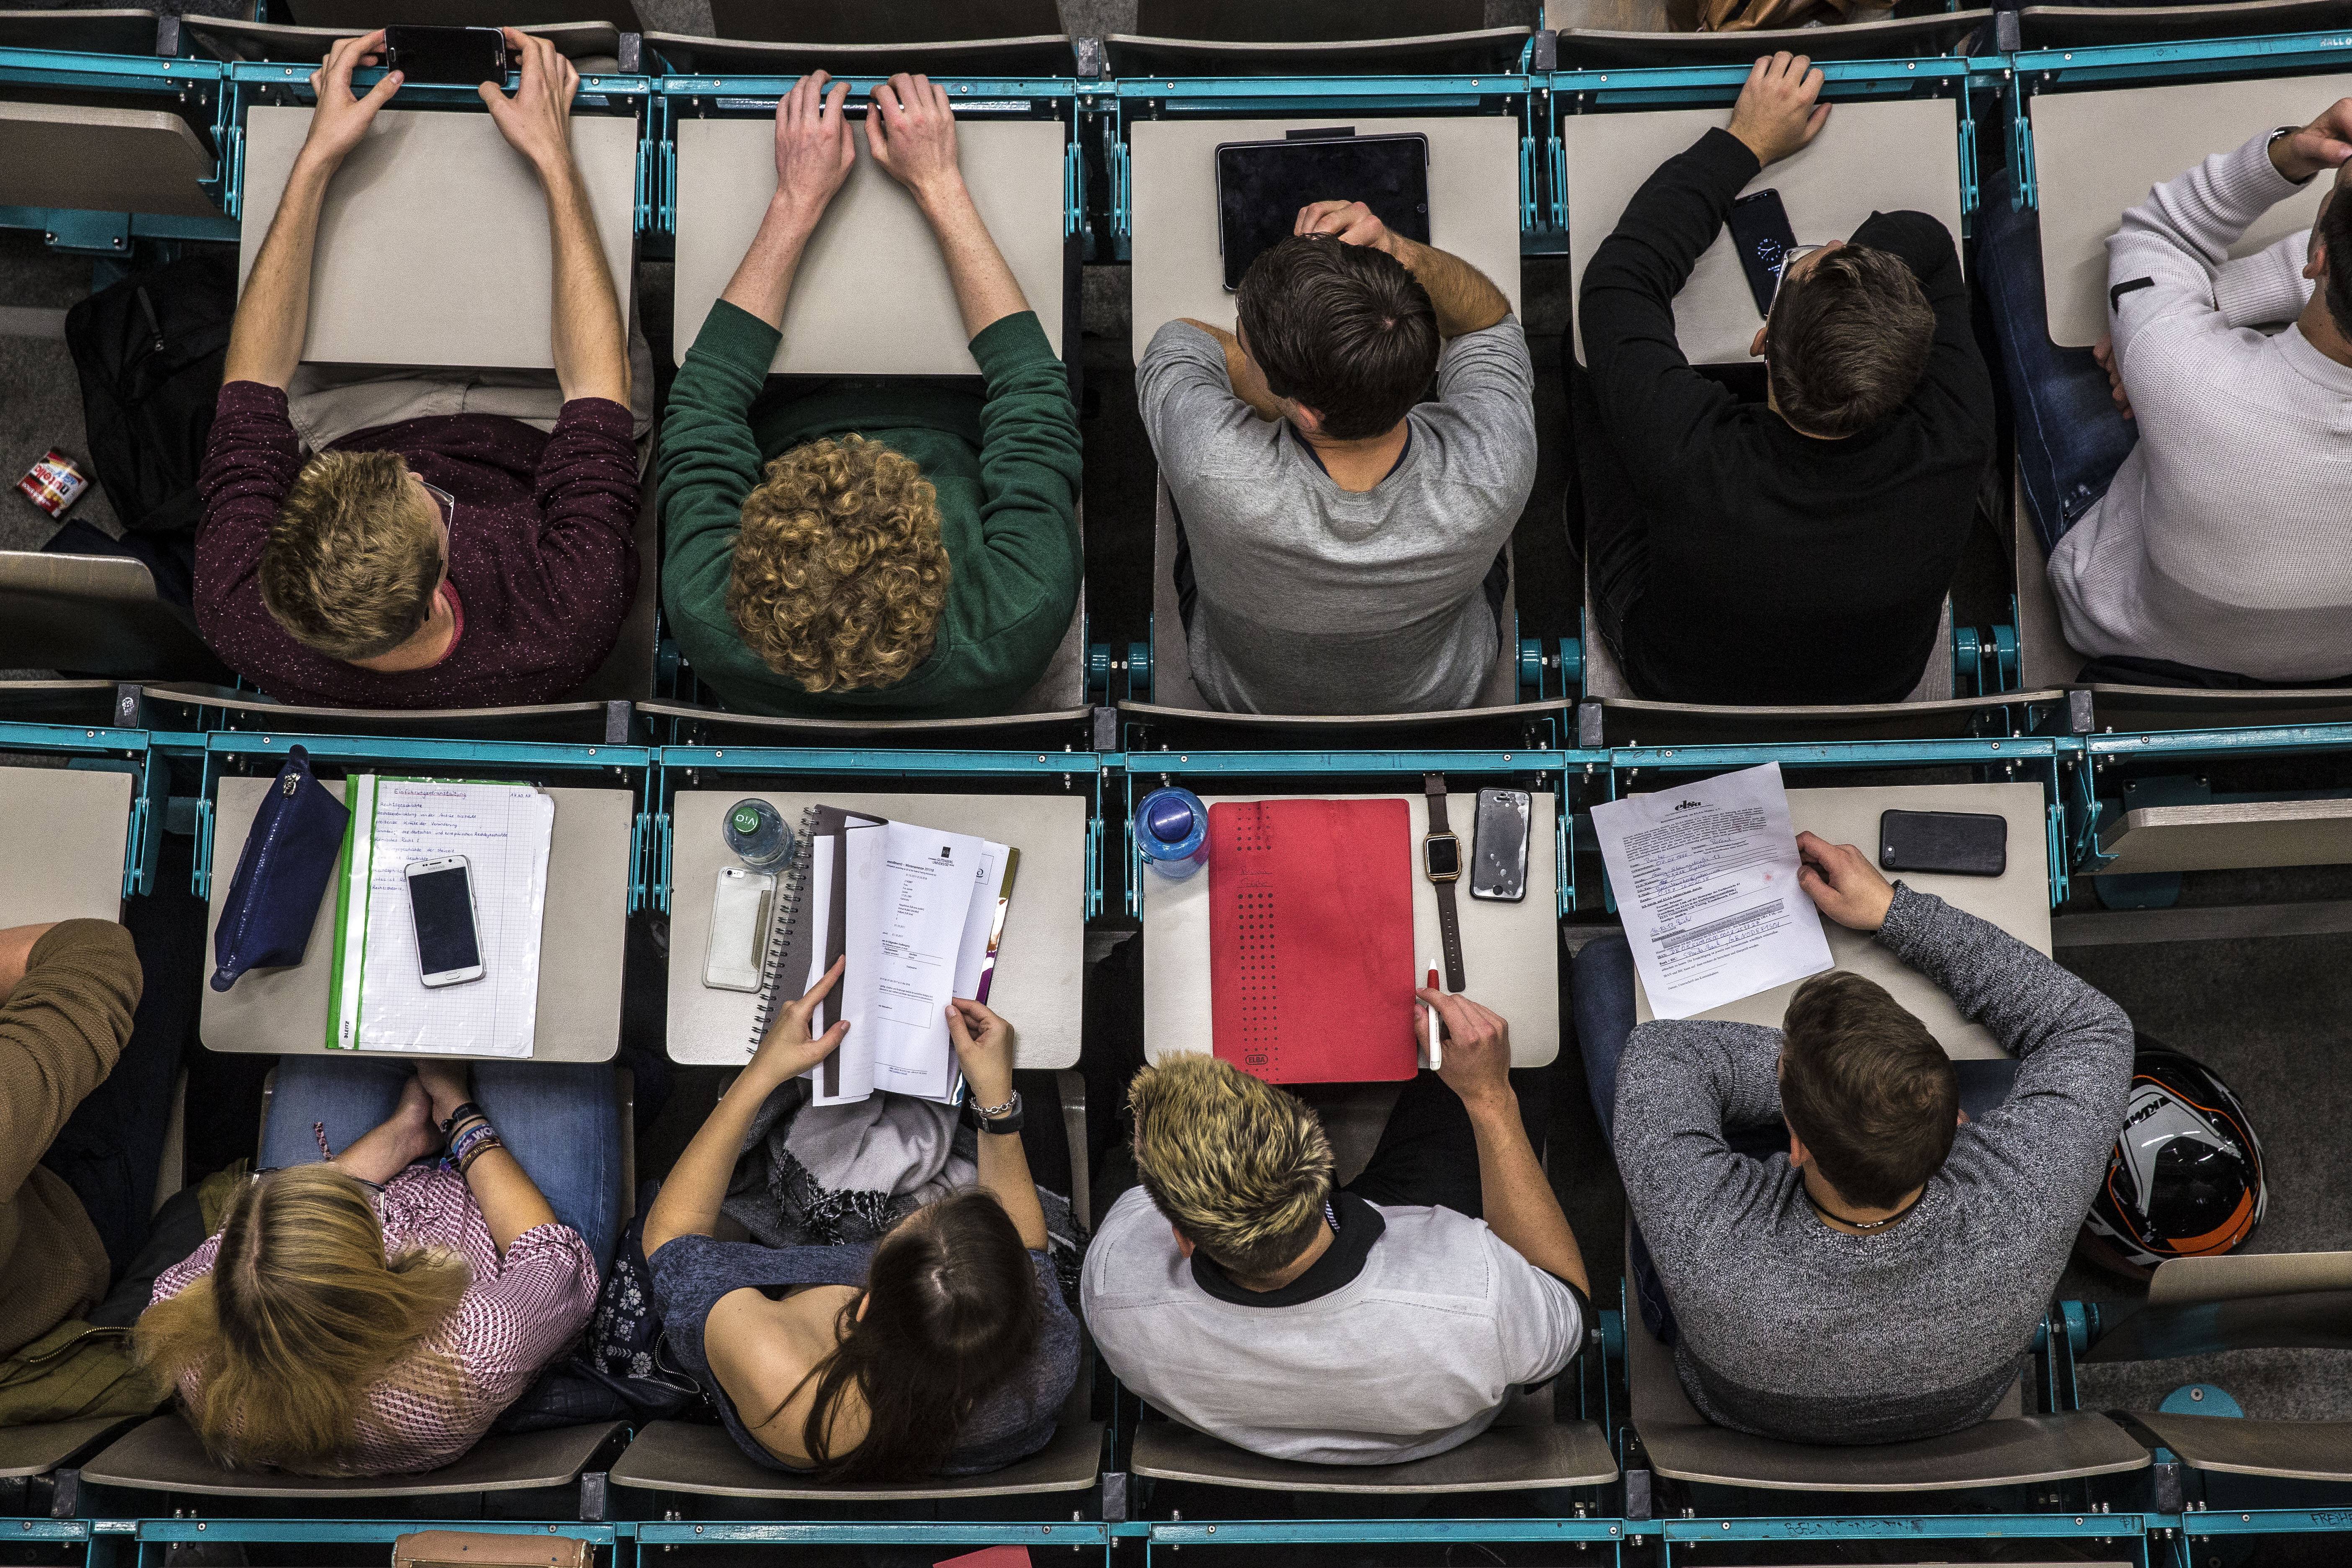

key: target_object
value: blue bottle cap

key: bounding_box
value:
[1145,793,1197,845]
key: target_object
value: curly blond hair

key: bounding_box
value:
[725,435,951,692]
[1129,1053,1334,1280]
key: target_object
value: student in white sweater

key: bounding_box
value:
[2046,100,2352,683]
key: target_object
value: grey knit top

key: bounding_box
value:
[1613,886,2133,1444]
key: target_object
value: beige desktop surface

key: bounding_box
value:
[1127,116,1524,363]
[0,103,221,220]
[1632,782,2051,1059]
[200,775,629,1060]
[1143,792,1561,1069]
[1564,96,1964,365]
[0,767,130,924]
[2031,73,2352,347]
[238,105,638,369]
[672,117,1067,376]
[665,790,1087,1069]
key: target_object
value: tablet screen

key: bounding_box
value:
[1214,134,1432,291]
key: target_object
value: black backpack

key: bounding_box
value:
[64,250,239,539]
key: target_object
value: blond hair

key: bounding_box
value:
[725,435,950,692]
[133,1166,471,1474]
[259,451,443,661]
[1129,1055,1334,1279]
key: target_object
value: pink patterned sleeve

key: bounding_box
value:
[150,1230,225,1308]
[441,1221,600,1409]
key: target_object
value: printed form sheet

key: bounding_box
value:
[815,820,983,1105]
[1590,762,1831,1020]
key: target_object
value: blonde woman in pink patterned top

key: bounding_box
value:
[138,1058,615,1476]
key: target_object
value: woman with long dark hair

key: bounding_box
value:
[642,958,1076,1479]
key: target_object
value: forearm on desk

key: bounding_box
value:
[223,156,338,389]
[542,161,630,407]
[920,178,1030,340]
[720,195,822,329]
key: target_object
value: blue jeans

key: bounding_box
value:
[260,1057,625,1274]
[1975,166,2140,555]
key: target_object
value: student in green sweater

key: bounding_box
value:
[659,71,1083,719]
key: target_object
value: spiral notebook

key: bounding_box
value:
[744,804,1015,1107]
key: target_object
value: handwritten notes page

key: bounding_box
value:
[1590,762,1831,1020]
[333,778,554,1057]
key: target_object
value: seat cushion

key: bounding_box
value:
[80,1416,621,1498]
[1132,1416,1617,1494]
[608,1418,1103,1500]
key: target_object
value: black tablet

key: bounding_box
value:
[1213,132,1432,292]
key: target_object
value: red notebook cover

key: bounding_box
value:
[1208,798,1418,1084]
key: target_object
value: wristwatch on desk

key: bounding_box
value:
[1423,773,1467,993]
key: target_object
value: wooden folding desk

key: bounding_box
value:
[1632,781,2052,1059]
[238,105,639,369]
[1563,97,1965,365]
[670,117,1067,376]
[0,766,131,925]
[2028,73,2352,348]
[200,775,631,1060]
[665,789,1087,1069]
[1143,790,1561,1068]
[1126,116,1524,364]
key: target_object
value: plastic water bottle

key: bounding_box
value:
[723,798,793,868]
[1135,787,1211,881]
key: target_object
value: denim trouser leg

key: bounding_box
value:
[1568,934,1679,1345]
[260,1057,623,1275]
[1974,167,2140,555]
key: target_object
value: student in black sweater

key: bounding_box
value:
[1574,53,1994,705]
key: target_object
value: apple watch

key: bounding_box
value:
[1423,773,1467,993]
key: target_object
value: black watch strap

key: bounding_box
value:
[1425,773,1467,993]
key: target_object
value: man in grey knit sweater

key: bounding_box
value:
[1573,834,2132,1444]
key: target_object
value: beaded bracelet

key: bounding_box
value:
[442,1117,500,1173]
[456,1130,505,1175]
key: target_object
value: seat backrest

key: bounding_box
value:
[1136,0,1485,40]
[0,8,159,56]
[644,29,1076,75]
[1585,693,2045,748]
[0,552,229,682]
[1555,9,1987,66]
[2094,796,2352,877]
[277,0,644,30]
[2086,683,2352,732]
[0,679,131,729]
[1105,27,1530,74]
[2019,0,2352,46]
[706,0,1061,44]
[2080,1286,2352,1362]
[640,698,1092,749]
[184,16,622,63]
[0,100,219,219]
[139,683,628,744]
[2150,1249,2352,1305]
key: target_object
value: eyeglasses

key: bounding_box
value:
[417,478,456,534]
[1774,242,1834,284]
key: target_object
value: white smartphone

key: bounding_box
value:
[404,856,485,988]
[703,865,776,992]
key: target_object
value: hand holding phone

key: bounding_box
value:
[382,24,506,86]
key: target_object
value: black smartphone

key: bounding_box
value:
[381,25,507,86]
[1470,787,1530,903]
[1879,810,2007,878]
[1728,188,1799,318]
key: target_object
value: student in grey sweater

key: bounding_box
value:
[2043,99,2352,682]
[1136,201,1535,715]
[1082,994,1588,1464]
[1572,834,2133,1444]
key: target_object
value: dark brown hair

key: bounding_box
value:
[2319,176,2352,340]
[1765,245,1936,439]
[1236,236,1439,440]
[781,1190,1041,1482]
[1780,971,1958,1210]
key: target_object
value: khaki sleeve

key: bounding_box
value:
[0,921,141,1200]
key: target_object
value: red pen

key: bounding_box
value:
[1425,966,1442,1069]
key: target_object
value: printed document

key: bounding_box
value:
[809,819,984,1105]
[1590,762,1831,1020]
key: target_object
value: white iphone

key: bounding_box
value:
[405,856,486,988]
[703,865,776,992]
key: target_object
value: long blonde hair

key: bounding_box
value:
[134,1166,471,1473]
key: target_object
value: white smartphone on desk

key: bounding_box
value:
[405,855,486,988]
[704,865,776,992]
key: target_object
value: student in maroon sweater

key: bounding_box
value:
[194,30,640,709]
